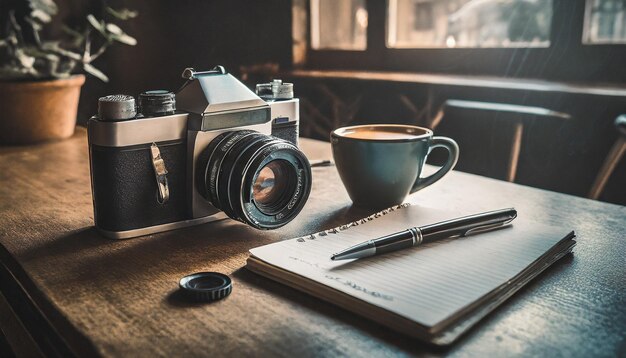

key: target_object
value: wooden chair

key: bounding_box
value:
[588,115,626,200]
[431,100,571,182]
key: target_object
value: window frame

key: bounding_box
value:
[303,0,626,83]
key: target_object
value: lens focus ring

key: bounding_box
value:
[200,131,311,229]
[216,133,276,220]
[202,130,257,209]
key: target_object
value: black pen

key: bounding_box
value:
[330,208,517,261]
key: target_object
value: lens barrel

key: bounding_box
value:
[198,131,311,229]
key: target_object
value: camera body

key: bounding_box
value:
[88,66,311,239]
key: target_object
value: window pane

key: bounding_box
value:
[583,0,626,44]
[311,0,368,50]
[387,0,552,48]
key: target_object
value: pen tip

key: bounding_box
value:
[330,255,336,261]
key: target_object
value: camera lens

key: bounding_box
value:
[252,160,295,214]
[198,131,311,229]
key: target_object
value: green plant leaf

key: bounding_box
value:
[84,63,109,82]
[30,9,53,23]
[41,41,82,60]
[23,47,60,64]
[29,0,58,13]
[57,58,77,76]
[105,23,123,35]
[105,23,137,45]
[35,52,65,78]
[61,25,85,48]
[28,0,58,22]
[1,2,136,81]
[106,7,138,20]
[15,49,36,69]
[114,33,137,45]
[61,25,83,39]
[25,17,43,31]
[86,14,108,38]
[5,32,18,47]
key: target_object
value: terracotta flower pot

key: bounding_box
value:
[0,74,85,145]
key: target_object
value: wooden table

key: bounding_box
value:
[0,128,624,357]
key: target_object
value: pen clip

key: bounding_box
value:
[462,216,516,237]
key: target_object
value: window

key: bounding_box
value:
[387,0,553,48]
[300,1,626,83]
[310,0,368,50]
[583,0,626,44]
[413,3,434,31]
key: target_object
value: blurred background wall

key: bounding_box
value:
[51,0,292,124]
[46,0,624,205]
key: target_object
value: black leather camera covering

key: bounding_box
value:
[271,121,298,147]
[90,140,187,232]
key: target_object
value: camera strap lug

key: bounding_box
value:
[150,143,170,204]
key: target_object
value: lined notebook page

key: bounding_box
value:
[250,205,568,327]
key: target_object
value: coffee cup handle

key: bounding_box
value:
[410,136,459,193]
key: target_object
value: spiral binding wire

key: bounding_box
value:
[295,203,411,242]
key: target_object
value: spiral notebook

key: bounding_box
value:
[246,204,576,345]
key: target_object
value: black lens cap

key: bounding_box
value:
[179,272,232,302]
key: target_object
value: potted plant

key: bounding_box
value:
[0,0,137,144]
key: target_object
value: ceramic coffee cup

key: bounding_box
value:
[331,124,459,209]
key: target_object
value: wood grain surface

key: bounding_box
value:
[0,127,625,357]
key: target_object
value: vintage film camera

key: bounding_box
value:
[88,66,312,239]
